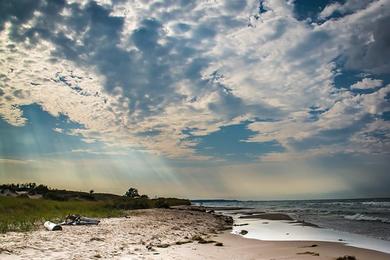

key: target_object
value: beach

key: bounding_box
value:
[1,207,389,260]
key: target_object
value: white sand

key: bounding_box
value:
[0,209,228,259]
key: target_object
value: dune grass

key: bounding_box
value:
[0,196,124,233]
[0,196,190,233]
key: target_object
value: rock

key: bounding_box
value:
[198,239,215,244]
[0,248,13,254]
[297,251,320,256]
[146,244,155,251]
[233,223,248,226]
[156,244,170,248]
[90,237,104,242]
[175,240,192,245]
[240,230,248,235]
[191,235,202,241]
[336,256,356,260]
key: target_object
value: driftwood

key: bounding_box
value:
[61,214,100,225]
[44,214,100,231]
[44,221,62,231]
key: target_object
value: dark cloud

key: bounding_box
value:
[193,24,217,39]
[0,0,42,30]
[172,22,191,33]
[224,0,247,12]
[311,153,390,197]
[344,15,390,74]
[131,19,163,53]
[287,31,330,60]
[289,113,389,153]
[204,72,281,121]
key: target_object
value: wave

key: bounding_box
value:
[361,201,390,207]
[344,213,390,223]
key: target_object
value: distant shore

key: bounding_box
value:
[1,206,389,259]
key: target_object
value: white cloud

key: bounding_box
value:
[351,78,383,90]
[319,0,374,20]
[0,0,389,161]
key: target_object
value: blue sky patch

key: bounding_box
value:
[0,104,97,158]
[185,122,284,161]
[293,0,345,21]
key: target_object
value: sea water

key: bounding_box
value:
[194,198,390,253]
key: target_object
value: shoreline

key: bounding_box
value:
[159,231,390,260]
[0,207,389,259]
[192,205,390,254]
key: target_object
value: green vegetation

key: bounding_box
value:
[0,183,190,233]
[124,187,140,198]
[0,196,122,233]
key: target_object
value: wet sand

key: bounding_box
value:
[159,232,390,260]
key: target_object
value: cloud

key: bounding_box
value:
[0,0,389,163]
[319,0,375,20]
[319,1,390,74]
[351,78,383,90]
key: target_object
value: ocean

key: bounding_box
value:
[193,198,390,253]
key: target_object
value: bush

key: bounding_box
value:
[32,184,49,195]
[43,192,68,201]
[154,198,170,208]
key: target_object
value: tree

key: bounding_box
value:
[124,187,139,198]
[33,184,49,195]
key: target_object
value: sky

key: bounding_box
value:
[0,0,389,200]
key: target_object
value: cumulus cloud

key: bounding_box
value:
[0,0,389,162]
[319,0,375,20]
[351,78,383,90]
[319,0,390,74]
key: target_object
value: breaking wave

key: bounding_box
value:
[344,213,390,223]
[361,201,390,207]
